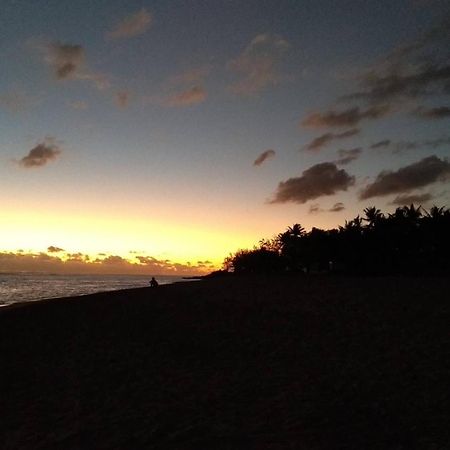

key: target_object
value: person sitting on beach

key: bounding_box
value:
[150,277,159,288]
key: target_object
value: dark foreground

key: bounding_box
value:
[1,276,449,449]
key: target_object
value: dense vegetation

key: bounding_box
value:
[224,205,450,275]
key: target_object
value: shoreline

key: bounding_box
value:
[2,275,449,449]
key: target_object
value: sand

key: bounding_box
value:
[1,275,449,449]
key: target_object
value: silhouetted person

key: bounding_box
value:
[150,277,159,288]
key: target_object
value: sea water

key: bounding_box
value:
[0,273,189,307]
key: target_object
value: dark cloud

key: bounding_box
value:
[337,19,450,116]
[44,42,109,89]
[107,8,152,39]
[47,43,84,80]
[228,33,289,95]
[359,155,450,199]
[302,105,390,128]
[254,149,276,166]
[343,64,450,104]
[164,86,206,107]
[47,246,64,253]
[335,147,362,165]
[309,203,322,214]
[305,128,360,152]
[369,137,450,153]
[390,193,433,205]
[414,106,450,119]
[18,138,62,168]
[270,162,355,204]
[370,139,391,149]
[329,202,345,212]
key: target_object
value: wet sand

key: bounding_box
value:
[1,275,449,449]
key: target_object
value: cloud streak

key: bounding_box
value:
[270,162,355,204]
[414,106,450,119]
[390,193,433,205]
[107,8,152,39]
[228,33,289,95]
[360,155,450,199]
[335,147,362,165]
[302,105,390,128]
[254,149,276,166]
[18,138,62,168]
[164,86,207,107]
[304,128,360,152]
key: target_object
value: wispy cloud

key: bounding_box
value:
[414,106,450,119]
[107,8,152,40]
[335,147,362,165]
[18,137,62,168]
[164,86,206,107]
[0,90,37,113]
[369,136,450,153]
[253,149,276,166]
[302,105,390,128]
[359,155,450,199]
[390,192,433,205]
[304,128,360,152]
[329,202,345,212]
[44,42,110,89]
[228,33,289,95]
[270,162,355,204]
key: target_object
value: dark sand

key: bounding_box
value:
[1,275,449,449]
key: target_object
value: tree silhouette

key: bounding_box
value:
[225,204,449,276]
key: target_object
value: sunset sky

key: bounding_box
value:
[1,0,449,274]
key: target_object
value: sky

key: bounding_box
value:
[1,0,449,275]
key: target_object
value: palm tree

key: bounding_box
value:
[363,206,384,228]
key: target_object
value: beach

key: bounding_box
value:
[1,275,449,449]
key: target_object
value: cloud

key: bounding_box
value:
[164,86,206,107]
[390,192,433,205]
[369,136,450,153]
[107,8,152,39]
[46,43,84,80]
[228,33,289,95]
[0,251,213,275]
[359,155,450,199]
[166,65,212,86]
[304,128,360,152]
[0,90,37,113]
[329,202,345,212]
[18,138,62,168]
[335,147,362,165]
[68,100,88,110]
[337,19,450,111]
[414,106,450,119]
[115,91,130,108]
[47,246,65,253]
[343,64,450,104]
[270,162,355,204]
[308,203,322,214]
[44,42,110,89]
[370,139,391,149]
[302,105,390,128]
[254,149,276,166]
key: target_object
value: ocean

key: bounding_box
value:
[0,273,191,308]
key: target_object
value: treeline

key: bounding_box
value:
[223,205,450,275]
